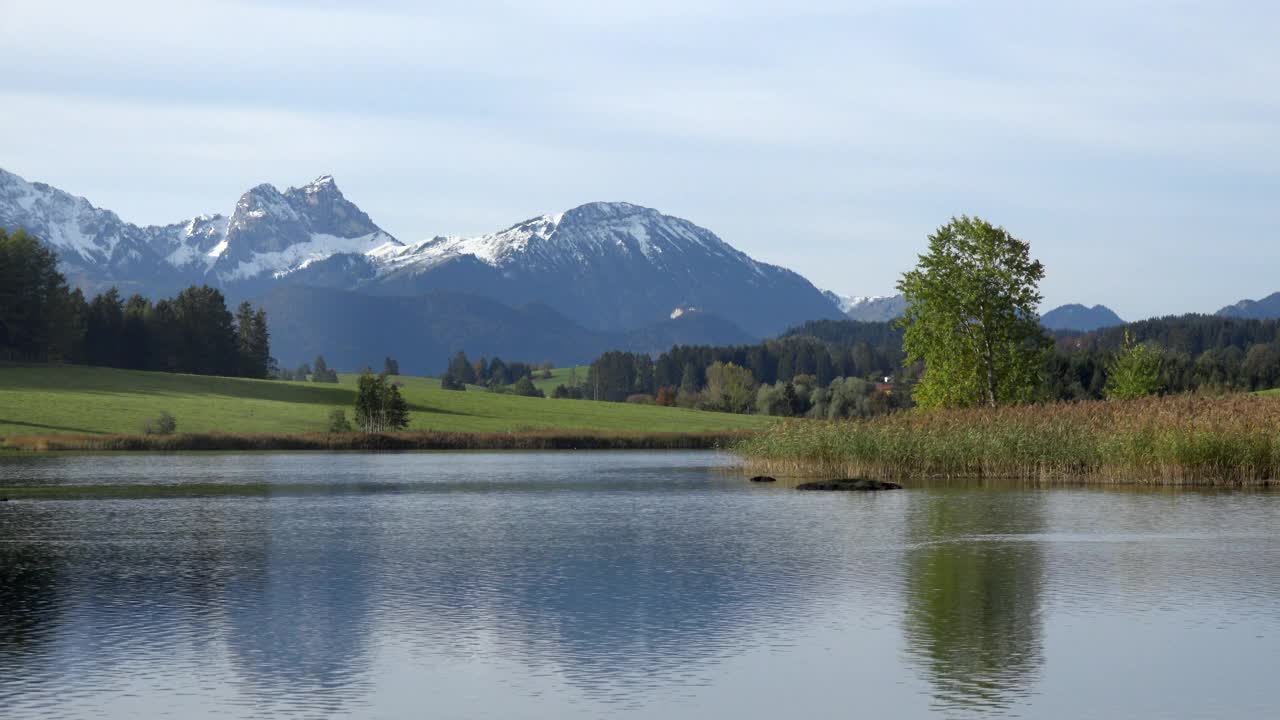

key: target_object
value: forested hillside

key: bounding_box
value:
[0,229,271,378]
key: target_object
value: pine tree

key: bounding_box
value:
[235,301,269,379]
[251,307,270,377]
[85,287,125,367]
[121,294,151,370]
[170,285,238,376]
[0,228,75,361]
[312,355,338,382]
[446,351,477,386]
[384,383,410,430]
[679,363,699,396]
[383,356,400,376]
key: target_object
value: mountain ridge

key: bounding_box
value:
[0,167,841,337]
[1040,303,1125,332]
[1216,292,1280,320]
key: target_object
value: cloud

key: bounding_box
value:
[1,0,1277,318]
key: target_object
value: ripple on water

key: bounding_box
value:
[2,453,1279,719]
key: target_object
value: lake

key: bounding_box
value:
[1,451,1277,719]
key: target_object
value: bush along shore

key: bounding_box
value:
[1,430,753,453]
[734,394,1280,486]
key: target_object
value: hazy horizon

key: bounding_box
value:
[3,0,1276,320]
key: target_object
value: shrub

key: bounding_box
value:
[143,411,177,435]
[355,372,410,432]
[327,408,352,432]
[510,376,545,398]
[552,384,584,399]
[1106,332,1162,399]
[625,393,655,404]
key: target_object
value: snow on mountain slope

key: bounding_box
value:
[0,167,145,264]
[2,167,841,337]
[367,201,841,336]
[0,167,401,289]
[375,202,766,279]
[823,291,908,322]
[209,176,400,281]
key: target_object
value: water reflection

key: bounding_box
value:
[221,497,378,715]
[903,490,1046,715]
[369,490,856,700]
[0,504,64,660]
[2,454,1279,719]
[0,456,869,716]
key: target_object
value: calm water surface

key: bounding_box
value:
[1,451,1277,719]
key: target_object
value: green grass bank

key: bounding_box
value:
[735,394,1280,486]
[0,364,771,447]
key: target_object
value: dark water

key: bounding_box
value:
[1,452,1277,719]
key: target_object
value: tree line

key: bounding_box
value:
[547,340,911,419]
[0,228,271,378]
[439,351,550,396]
[1046,317,1280,398]
[556,306,1280,418]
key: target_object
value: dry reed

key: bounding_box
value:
[734,394,1280,486]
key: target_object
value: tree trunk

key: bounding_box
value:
[983,333,997,407]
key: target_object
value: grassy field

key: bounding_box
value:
[530,366,589,395]
[0,363,772,439]
[736,393,1280,486]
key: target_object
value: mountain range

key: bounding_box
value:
[7,166,1280,368]
[824,293,909,323]
[1215,293,1280,320]
[0,168,843,345]
[824,292,1129,332]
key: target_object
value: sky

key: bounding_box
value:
[1,0,1277,319]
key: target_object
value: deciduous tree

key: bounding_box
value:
[897,216,1050,408]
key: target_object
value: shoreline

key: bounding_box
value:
[734,394,1280,488]
[736,460,1280,487]
[0,430,753,453]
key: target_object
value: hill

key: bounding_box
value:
[258,285,756,374]
[0,364,773,438]
[1040,303,1125,331]
[1217,292,1280,320]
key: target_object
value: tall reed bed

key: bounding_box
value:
[2,430,752,453]
[735,394,1280,485]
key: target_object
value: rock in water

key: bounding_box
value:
[795,479,902,491]
[749,476,778,483]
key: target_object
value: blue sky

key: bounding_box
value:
[1,0,1276,319]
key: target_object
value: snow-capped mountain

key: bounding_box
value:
[824,291,908,322]
[0,167,401,294]
[2,168,841,338]
[0,167,180,292]
[365,201,842,336]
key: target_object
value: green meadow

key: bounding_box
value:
[0,363,771,438]
[529,366,589,395]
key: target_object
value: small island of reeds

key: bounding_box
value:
[735,394,1280,486]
